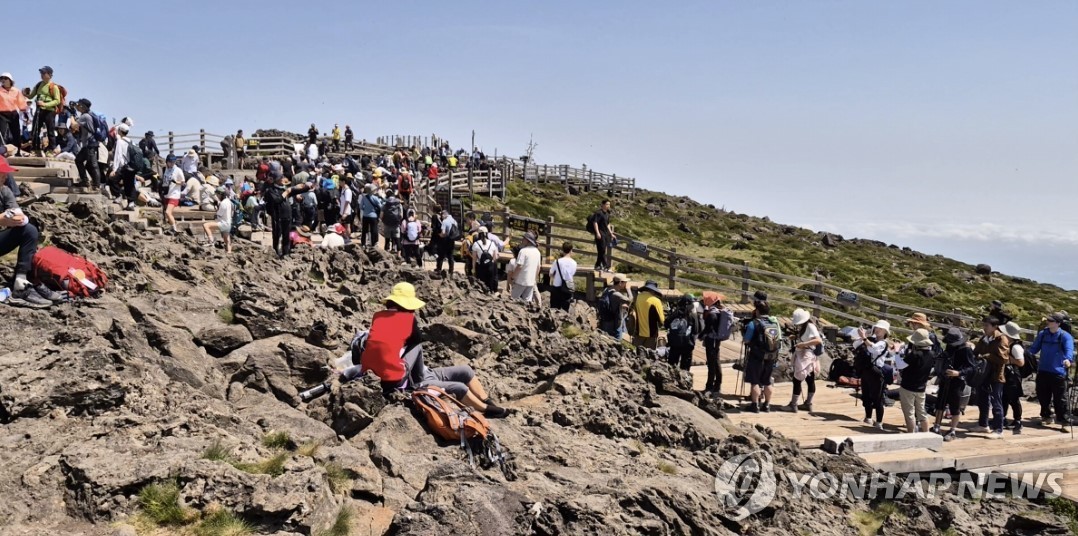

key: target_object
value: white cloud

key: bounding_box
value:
[804,220,1078,247]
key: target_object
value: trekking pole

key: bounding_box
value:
[735,341,744,397]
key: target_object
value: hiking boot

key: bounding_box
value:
[863,418,874,425]
[943,431,957,442]
[33,284,67,303]
[483,405,513,419]
[9,287,52,309]
[780,402,798,413]
[1013,423,1023,435]
[759,402,770,413]
[1043,417,1055,426]
[744,402,759,413]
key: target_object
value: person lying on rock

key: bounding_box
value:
[340,282,512,418]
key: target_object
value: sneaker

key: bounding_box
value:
[9,287,52,309]
[943,431,957,442]
[126,202,136,210]
[744,403,759,413]
[1043,417,1055,426]
[977,425,991,433]
[1062,424,1071,433]
[989,432,1004,440]
[930,425,941,435]
[874,422,884,431]
[1013,424,1023,435]
[759,402,770,413]
[863,418,874,425]
[32,284,67,303]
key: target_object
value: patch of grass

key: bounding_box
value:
[491,341,506,355]
[1047,497,1078,534]
[217,306,235,324]
[656,461,678,475]
[262,431,293,450]
[581,393,592,402]
[309,269,326,284]
[443,305,457,317]
[137,482,194,527]
[939,528,958,536]
[319,462,353,495]
[560,324,584,339]
[296,440,322,458]
[317,506,353,536]
[851,501,899,536]
[232,452,289,477]
[194,505,254,536]
[201,440,234,462]
[216,281,232,298]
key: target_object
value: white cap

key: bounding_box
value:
[0,72,12,81]
[117,123,130,133]
[874,320,891,333]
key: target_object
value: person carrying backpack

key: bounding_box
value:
[631,281,665,350]
[781,309,824,413]
[598,274,633,339]
[743,301,783,413]
[436,209,460,277]
[470,227,500,293]
[381,190,403,254]
[973,316,1012,439]
[853,320,892,429]
[1028,312,1075,431]
[263,176,293,258]
[359,184,384,249]
[700,292,733,398]
[933,328,976,441]
[999,321,1027,434]
[548,242,577,311]
[895,329,937,433]
[588,200,615,273]
[73,99,102,189]
[401,209,423,268]
[664,294,701,371]
[29,66,63,155]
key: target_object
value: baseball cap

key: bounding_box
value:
[1047,313,1065,324]
[39,66,53,75]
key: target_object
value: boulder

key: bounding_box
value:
[918,283,944,298]
[822,234,842,248]
[196,324,254,357]
[975,264,993,275]
[236,224,253,240]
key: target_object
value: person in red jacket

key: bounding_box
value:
[349,282,511,418]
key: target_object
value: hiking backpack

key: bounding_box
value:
[411,386,515,479]
[598,287,619,322]
[750,316,782,362]
[476,241,496,269]
[34,82,67,113]
[399,174,414,194]
[382,198,403,227]
[31,246,107,298]
[705,307,735,342]
[406,220,421,242]
[91,113,108,143]
[448,222,462,241]
[667,314,694,349]
[125,143,150,174]
[968,355,990,388]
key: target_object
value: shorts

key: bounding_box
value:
[217,222,231,235]
[511,283,535,303]
[166,198,180,208]
[743,358,775,387]
[944,380,971,416]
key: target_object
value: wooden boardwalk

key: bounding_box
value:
[692,362,1078,502]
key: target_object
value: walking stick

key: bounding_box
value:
[735,341,745,397]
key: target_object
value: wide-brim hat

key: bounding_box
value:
[791,308,811,326]
[205,175,220,187]
[701,291,725,307]
[297,225,312,238]
[613,273,630,284]
[523,232,538,245]
[329,223,345,235]
[943,327,967,347]
[1000,321,1022,340]
[906,312,931,328]
[906,328,933,348]
[873,320,891,333]
[0,72,13,83]
[642,280,662,294]
[385,282,425,311]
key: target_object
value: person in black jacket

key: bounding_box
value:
[897,329,937,433]
[933,328,976,441]
[263,176,293,258]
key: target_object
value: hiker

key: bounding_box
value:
[853,320,892,429]
[397,168,415,207]
[338,174,354,236]
[549,242,577,311]
[0,72,29,151]
[599,274,633,339]
[973,315,1011,439]
[435,209,460,276]
[0,179,54,307]
[359,184,384,248]
[264,175,293,258]
[1029,312,1075,430]
[54,122,78,159]
[508,232,541,302]
[320,223,346,249]
[589,200,616,273]
[930,328,974,441]
[202,188,233,253]
[307,123,319,146]
[347,283,512,418]
[665,294,702,371]
[139,131,159,161]
[782,309,823,413]
[987,300,1014,325]
[1000,321,1026,434]
[742,300,782,413]
[460,213,480,279]
[700,292,733,397]
[181,148,200,179]
[344,125,354,151]
[905,313,941,353]
[381,189,404,254]
[234,130,245,168]
[30,66,62,155]
[331,124,341,152]
[401,209,423,268]
[161,155,184,233]
[470,226,501,293]
[630,280,665,350]
[895,328,936,433]
[109,124,141,209]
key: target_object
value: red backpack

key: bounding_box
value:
[31,246,107,298]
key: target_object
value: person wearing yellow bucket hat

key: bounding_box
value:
[354,283,513,418]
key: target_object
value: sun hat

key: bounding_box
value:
[204,175,220,187]
[613,273,629,284]
[0,72,13,82]
[116,123,130,133]
[906,312,931,328]
[873,320,891,333]
[478,226,489,233]
[0,156,18,174]
[701,291,724,307]
[187,149,197,157]
[1000,321,1022,340]
[385,282,425,311]
[329,223,345,235]
[297,225,312,238]
[943,327,968,347]
[523,231,538,246]
[641,280,662,294]
[791,308,811,326]
[906,328,933,348]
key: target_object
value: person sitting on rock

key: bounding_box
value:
[343,283,512,418]
[320,223,346,249]
[0,180,56,308]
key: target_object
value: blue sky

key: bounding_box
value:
[11,1,1078,287]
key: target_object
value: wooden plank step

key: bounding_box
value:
[860,448,956,473]
[18,176,71,187]
[14,167,71,178]
[5,156,49,167]
[138,208,214,220]
[954,440,1078,471]
[822,432,943,455]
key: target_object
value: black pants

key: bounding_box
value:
[667,345,693,371]
[345,138,353,151]
[436,238,455,273]
[0,111,20,147]
[1037,372,1067,422]
[0,223,38,280]
[75,145,102,187]
[361,216,379,248]
[793,372,816,397]
[594,236,611,270]
[550,286,572,311]
[119,168,137,202]
[402,244,421,267]
[1003,382,1023,424]
[861,373,885,422]
[271,217,291,257]
[976,382,1005,432]
[704,339,722,392]
[31,109,56,151]
[477,263,498,292]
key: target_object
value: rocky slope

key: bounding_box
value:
[0,198,1070,535]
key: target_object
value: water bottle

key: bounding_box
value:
[299,382,331,402]
[0,288,9,303]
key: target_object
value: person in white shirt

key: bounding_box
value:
[109,124,131,205]
[202,188,233,252]
[162,155,185,233]
[180,148,200,178]
[307,142,319,163]
[339,176,354,235]
[548,242,577,311]
[781,309,823,413]
[509,232,542,303]
[856,320,893,430]
[470,226,500,293]
[320,223,346,249]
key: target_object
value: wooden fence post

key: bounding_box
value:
[668,248,678,290]
[813,274,824,319]
[501,209,510,239]
[544,217,554,260]
[880,295,889,318]
[741,262,751,304]
[168,131,174,155]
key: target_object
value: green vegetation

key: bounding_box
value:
[201,440,235,463]
[490,341,506,355]
[1047,496,1078,534]
[560,324,584,339]
[473,183,1078,325]
[194,506,254,536]
[217,306,235,325]
[261,431,293,450]
[296,440,322,458]
[851,501,900,536]
[319,462,353,495]
[138,482,193,526]
[135,482,252,535]
[317,506,353,536]
[309,269,326,285]
[656,461,678,475]
[232,452,289,477]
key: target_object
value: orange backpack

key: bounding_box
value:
[411,386,515,478]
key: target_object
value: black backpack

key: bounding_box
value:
[968,356,990,388]
[854,342,883,378]
[598,287,619,322]
[382,197,403,227]
[476,241,495,269]
[448,222,462,241]
[667,314,693,348]
[585,212,597,233]
[125,143,150,174]
[1015,342,1036,379]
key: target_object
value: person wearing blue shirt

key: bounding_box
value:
[358,184,384,248]
[1028,312,1075,428]
[436,210,459,276]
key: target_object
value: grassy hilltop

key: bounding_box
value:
[474,182,1078,326]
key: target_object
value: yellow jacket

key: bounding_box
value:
[633,291,665,338]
